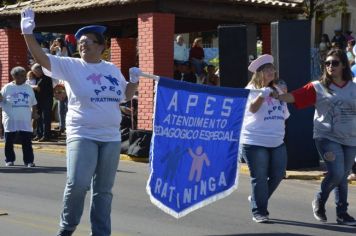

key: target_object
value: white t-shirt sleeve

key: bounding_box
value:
[46,54,78,81]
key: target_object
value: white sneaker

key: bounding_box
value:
[27,163,35,167]
[252,214,269,223]
[5,162,14,167]
[248,195,252,202]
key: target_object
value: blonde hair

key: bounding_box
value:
[248,64,277,89]
[26,71,35,79]
[248,71,265,89]
[192,37,202,47]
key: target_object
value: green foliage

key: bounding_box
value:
[303,0,348,20]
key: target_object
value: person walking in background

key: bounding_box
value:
[21,8,140,236]
[31,63,53,142]
[0,66,38,167]
[241,54,290,223]
[273,49,356,226]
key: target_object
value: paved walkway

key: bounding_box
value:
[0,139,355,186]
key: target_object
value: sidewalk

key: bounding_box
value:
[0,139,355,186]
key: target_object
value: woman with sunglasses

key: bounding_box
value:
[241,54,290,223]
[273,49,356,226]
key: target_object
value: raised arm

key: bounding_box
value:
[21,8,50,70]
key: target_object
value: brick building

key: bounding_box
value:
[0,0,302,131]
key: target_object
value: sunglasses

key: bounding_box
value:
[324,60,340,67]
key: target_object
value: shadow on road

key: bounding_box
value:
[270,219,355,234]
[117,169,136,174]
[0,166,66,174]
[209,234,313,236]
[207,219,356,236]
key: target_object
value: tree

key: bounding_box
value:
[303,0,348,20]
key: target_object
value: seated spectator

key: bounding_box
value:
[180,61,197,83]
[206,65,220,86]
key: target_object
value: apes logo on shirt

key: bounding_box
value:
[86,73,122,103]
[11,92,31,107]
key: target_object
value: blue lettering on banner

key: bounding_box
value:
[147,78,250,218]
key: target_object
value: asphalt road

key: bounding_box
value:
[0,149,355,236]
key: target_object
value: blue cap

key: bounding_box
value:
[75,25,107,40]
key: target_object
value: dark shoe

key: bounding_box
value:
[312,199,327,222]
[337,212,356,226]
[252,214,269,223]
[57,229,74,236]
[38,137,50,142]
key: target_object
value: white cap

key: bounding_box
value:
[248,54,274,73]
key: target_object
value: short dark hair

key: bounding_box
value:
[10,66,26,77]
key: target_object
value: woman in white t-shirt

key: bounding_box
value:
[21,9,141,236]
[241,54,289,223]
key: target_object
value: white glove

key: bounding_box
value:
[129,67,142,83]
[259,87,273,98]
[21,8,35,34]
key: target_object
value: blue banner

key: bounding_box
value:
[147,78,250,218]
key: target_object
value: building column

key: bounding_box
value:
[0,28,28,87]
[110,38,137,79]
[137,13,175,130]
[261,24,271,54]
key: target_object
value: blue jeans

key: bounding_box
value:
[314,138,356,215]
[60,138,121,236]
[242,143,287,216]
[4,131,34,164]
[191,58,207,76]
[58,98,68,130]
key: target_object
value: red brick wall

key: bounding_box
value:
[111,38,137,80]
[137,13,175,130]
[0,29,28,88]
[261,24,271,54]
